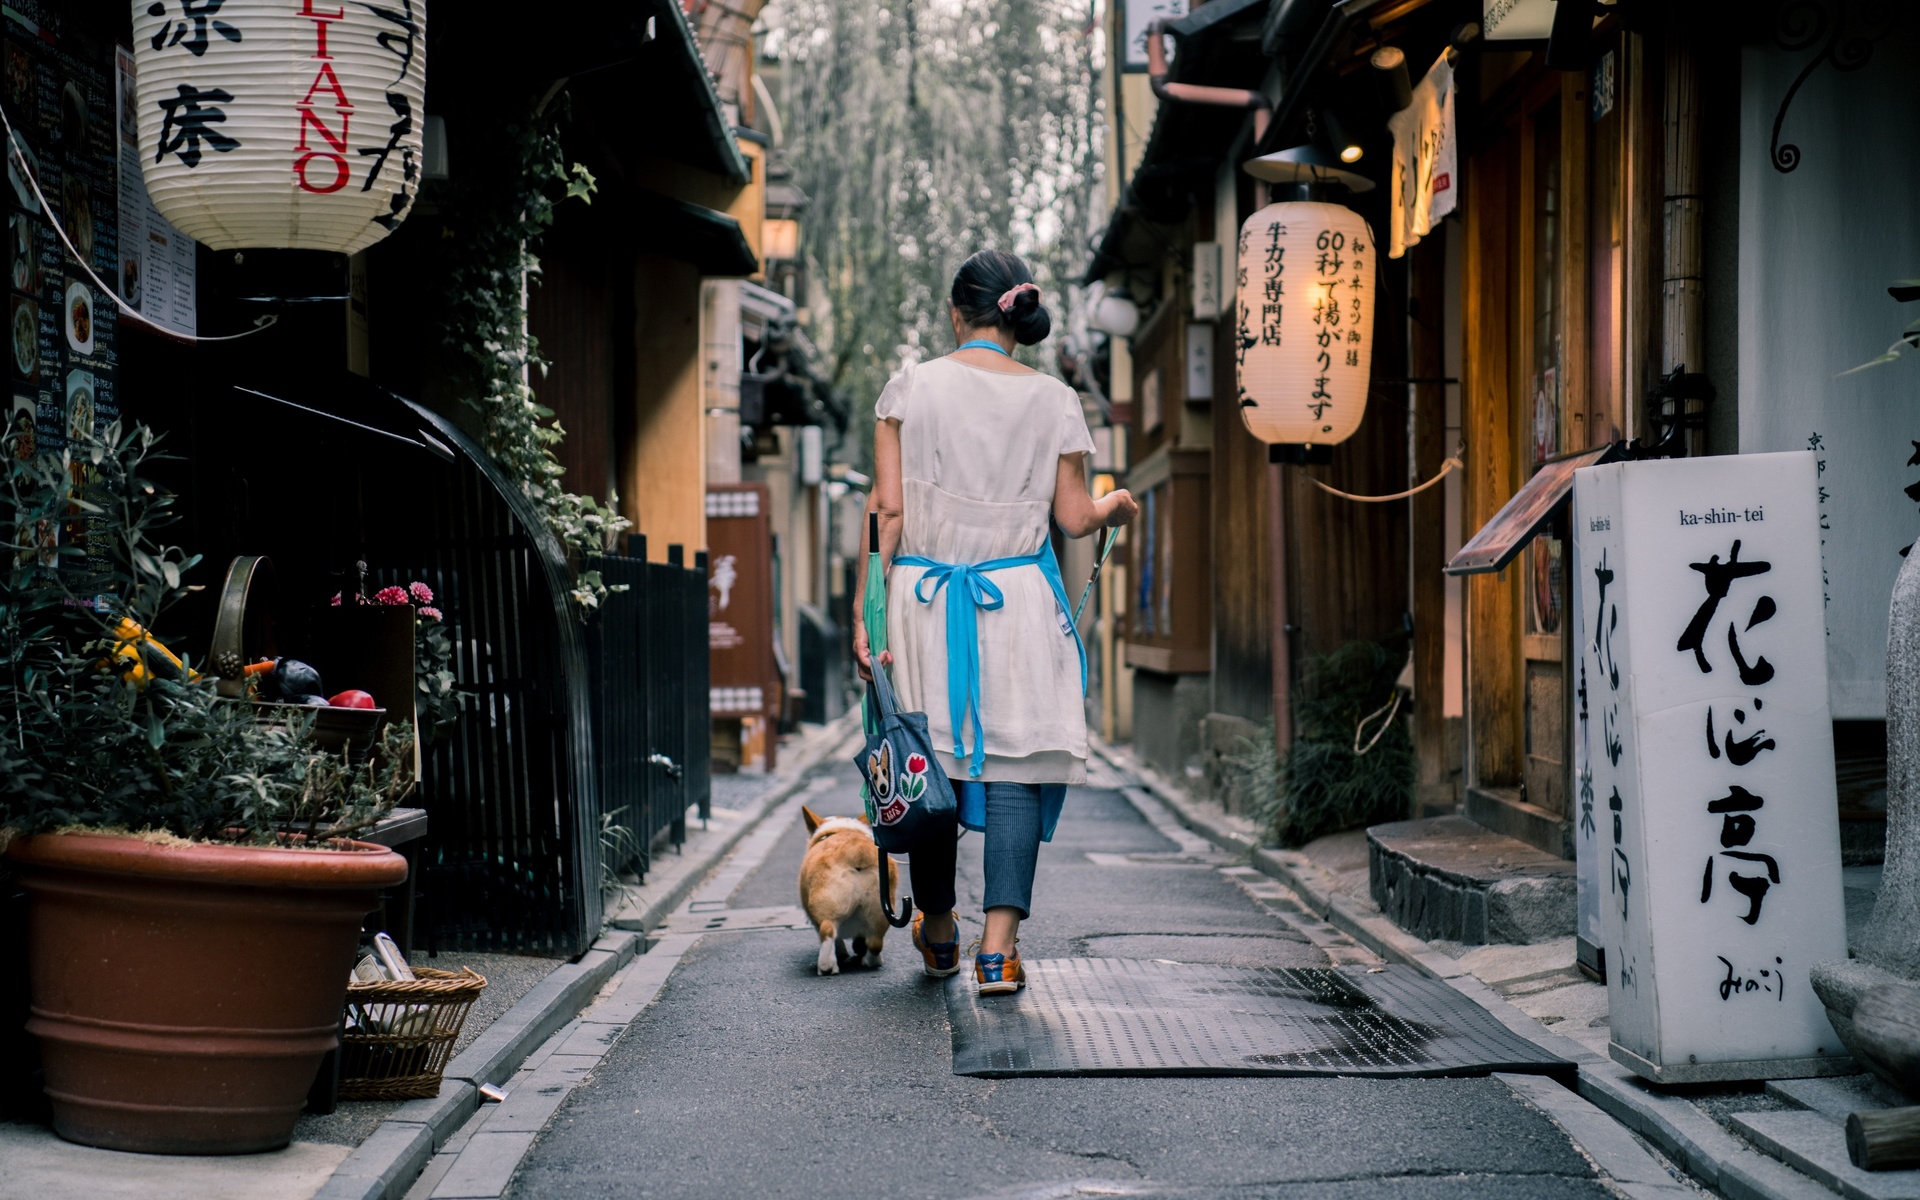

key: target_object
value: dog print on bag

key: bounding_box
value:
[866,740,892,802]
[877,751,929,826]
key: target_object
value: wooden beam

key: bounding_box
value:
[1465,117,1521,788]
[1411,236,1449,809]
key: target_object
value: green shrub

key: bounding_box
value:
[1231,639,1414,848]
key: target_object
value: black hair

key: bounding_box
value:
[950,249,1051,346]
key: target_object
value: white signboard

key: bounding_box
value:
[1121,0,1186,73]
[1185,321,1213,402]
[114,46,195,337]
[1191,241,1222,320]
[1573,452,1848,1082]
[1483,0,1557,40]
[1570,531,1605,970]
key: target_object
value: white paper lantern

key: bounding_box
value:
[132,0,428,255]
[1233,201,1376,446]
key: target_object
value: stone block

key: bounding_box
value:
[1731,1110,1920,1200]
[1368,815,1575,945]
[429,1131,537,1200]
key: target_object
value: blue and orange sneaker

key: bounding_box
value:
[911,912,962,978]
[974,946,1025,995]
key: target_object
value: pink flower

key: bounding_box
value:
[330,593,342,607]
[905,753,927,774]
[373,585,409,606]
[418,606,443,621]
[409,581,434,605]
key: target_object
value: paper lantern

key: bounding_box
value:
[1233,201,1376,446]
[132,0,428,255]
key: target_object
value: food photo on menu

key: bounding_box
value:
[62,177,91,264]
[65,368,92,443]
[64,280,91,355]
[12,294,37,385]
[8,395,33,461]
[11,210,36,294]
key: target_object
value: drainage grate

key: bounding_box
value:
[946,959,1574,1080]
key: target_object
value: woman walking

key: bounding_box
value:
[852,250,1138,995]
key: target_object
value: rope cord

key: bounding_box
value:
[0,103,276,345]
[1309,455,1463,504]
[1352,688,1404,756]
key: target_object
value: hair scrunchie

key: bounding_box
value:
[997,282,1040,312]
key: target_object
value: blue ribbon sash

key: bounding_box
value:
[893,540,1087,781]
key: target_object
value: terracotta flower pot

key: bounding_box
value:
[5,831,408,1154]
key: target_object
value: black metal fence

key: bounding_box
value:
[587,544,711,889]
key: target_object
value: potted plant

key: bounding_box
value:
[0,422,411,1155]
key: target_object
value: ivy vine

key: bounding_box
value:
[427,104,629,612]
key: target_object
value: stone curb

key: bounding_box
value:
[1496,1071,1694,1197]
[311,931,640,1200]
[1090,738,1836,1200]
[608,711,860,936]
[316,714,859,1200]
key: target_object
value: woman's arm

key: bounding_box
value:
[851,417,904,681]
[1052,452,1139,539]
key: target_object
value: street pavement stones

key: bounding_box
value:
[493,754,1680,1199]
[1094,740,1862,1200]
[400,773,845,1200]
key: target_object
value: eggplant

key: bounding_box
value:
[283,693,329,706]
[270,658,324,701]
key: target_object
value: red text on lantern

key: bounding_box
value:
[294,1,353,194]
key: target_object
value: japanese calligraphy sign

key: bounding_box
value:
[1233,201,1375,447]
[132,0,427,255]
[1573,453,1848,1083]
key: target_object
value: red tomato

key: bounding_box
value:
[328,689,377,709]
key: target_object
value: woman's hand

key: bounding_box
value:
[853,623,893,683]
[1101,488,1140,528]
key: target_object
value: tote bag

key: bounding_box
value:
[854,662,957,856]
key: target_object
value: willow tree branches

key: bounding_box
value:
[766,0,1104,465]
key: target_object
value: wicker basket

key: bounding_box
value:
[337,967,487,1101]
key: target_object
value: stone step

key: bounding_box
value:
[1731,1110,1920,1200]
[1769,1074,1899,1124]
[1367,815,1577,945]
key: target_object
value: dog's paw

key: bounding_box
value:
[816,941,839,975]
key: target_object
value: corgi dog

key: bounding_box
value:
[799,805,898,975]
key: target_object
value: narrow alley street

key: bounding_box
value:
[499,750,1654,1200]
[10,5,1920,1198]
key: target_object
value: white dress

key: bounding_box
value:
[876,357,1097,785]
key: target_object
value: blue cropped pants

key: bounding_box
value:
[907,782,1045,919]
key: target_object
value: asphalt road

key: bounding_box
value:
[509,759,1614,1199]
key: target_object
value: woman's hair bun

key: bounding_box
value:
[1007,287,1051,346]
[951,249,1051,346]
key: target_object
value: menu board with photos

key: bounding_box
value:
[113,45,194,337]
[5,3,118,502]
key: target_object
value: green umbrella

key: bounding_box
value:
[861,512,886,814]
[863,512,888,677]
